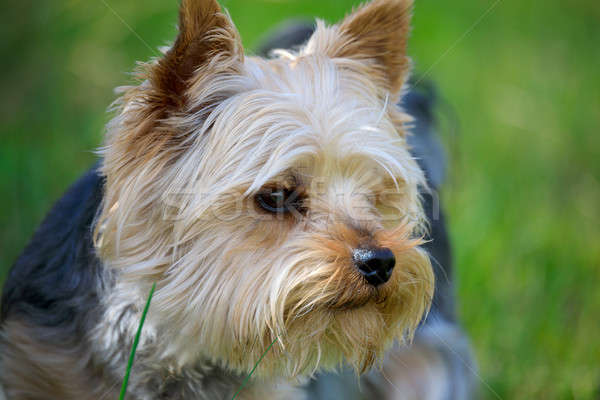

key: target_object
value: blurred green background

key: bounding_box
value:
[1,0,599,398]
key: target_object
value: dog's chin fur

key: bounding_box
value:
[93,0,433,383]
[128,228,432,379]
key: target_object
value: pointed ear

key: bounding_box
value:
[149,0,243,110]
[305,0,413,95]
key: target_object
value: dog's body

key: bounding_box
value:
[0,1,473,398]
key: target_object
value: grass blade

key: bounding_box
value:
[119,282,156,400]
[230,337,278,400]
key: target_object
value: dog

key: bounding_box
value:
[0,0,474,398]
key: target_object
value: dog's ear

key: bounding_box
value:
[149,0,243,110]
[106,1,243,168]
[305,0,412,95]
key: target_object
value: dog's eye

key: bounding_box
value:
[255,188,305,215]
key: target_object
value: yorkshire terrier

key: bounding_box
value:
[0,0,474,398]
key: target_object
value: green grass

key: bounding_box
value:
[120,282,155,400]
[230,337,278,400]
[1,1,599,398]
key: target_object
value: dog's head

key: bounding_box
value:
[96,0,433,377]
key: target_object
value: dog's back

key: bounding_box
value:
[0,168,117,398]
[1,168,104,326]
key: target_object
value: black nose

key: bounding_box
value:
[352,247,396,286]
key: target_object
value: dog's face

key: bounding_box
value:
[96,0,433,377]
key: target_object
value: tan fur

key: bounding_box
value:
[93,0,434,395]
